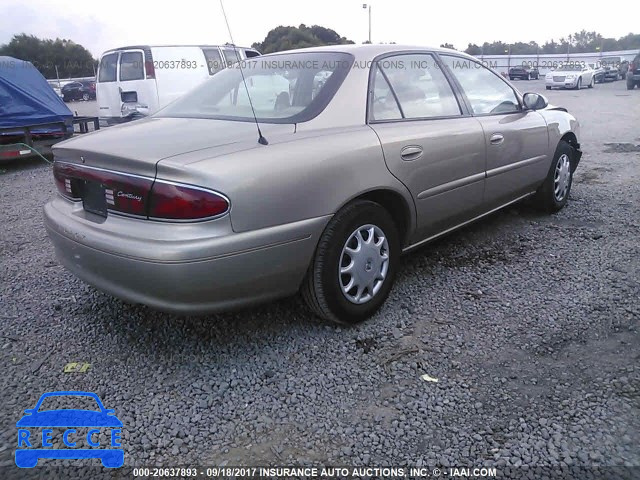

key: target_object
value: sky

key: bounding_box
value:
[0,0,636,57]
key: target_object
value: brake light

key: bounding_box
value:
[145,60,155,79]
[53,162,152,216]
[148,181,229,220]
[53,162,229,221]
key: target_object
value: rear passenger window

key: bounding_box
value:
[245,50,260,58]
[381,54,461,119]
[98,53,118,83]
[222,48,240,67]
[370,67,402,121]
[119,52,144,81]
[203,48,224,75]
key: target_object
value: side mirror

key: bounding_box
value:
[522,92,548,111]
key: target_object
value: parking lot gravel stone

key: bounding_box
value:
[0,79,638,479]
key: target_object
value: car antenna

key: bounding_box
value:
[219,0,268,145]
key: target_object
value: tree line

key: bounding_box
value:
[1,28,638,80]
[445,31,640,55]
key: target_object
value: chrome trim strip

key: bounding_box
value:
[486,155,546,178]
[402,192,535,253]
[417,172,485,200]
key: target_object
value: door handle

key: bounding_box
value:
[490,133,504,145]
[400,145,423,161]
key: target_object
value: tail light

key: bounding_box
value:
[149,181,229,220]
[54,162,152,216]
[145,60,155,79]
[53,162,229,221]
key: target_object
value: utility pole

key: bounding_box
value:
[362,4,372,43]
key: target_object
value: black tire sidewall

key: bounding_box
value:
[544,142,574,211]
[317,202,400,324]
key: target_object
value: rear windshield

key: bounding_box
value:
[98,53,118,82]
[120,51,144,81]
[156,52,354,124]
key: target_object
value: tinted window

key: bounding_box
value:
[120,51,144,81]
[370,67,402,121]
[203,48,224,75]
[245,49,260,58]
[157,52,354,124]
[441,55,519,115]
[98,53,118,83]
[379,54,461,119]
[222,48,240,67]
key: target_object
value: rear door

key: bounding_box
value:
[439,54,549,210]
[369,53,487,240]
[96,52,120,120]
[118,48,158,113]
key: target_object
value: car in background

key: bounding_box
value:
[589,63,605,84]
[45,44,582,324]
[601,56,629,81]
[545,64,595,90]
[509,65,539,80]
[627,53,640,90]
[47,80,65,99]
[61,80,96,102]
[96,44,260,125]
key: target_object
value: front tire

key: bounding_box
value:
[302,200,400,324]
[575,77,582,90]
[588,76,594,88]
[546,86,551,90]
[532,141,574,213]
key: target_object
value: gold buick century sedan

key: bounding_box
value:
[44,44,581,324]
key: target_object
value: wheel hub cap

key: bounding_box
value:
[339,224,389,304]
[554,153,571,202]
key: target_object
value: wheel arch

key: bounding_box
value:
[335,188,415,248]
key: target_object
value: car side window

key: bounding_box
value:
[98,53,118,83]
[377,54,461,119]
[440,55,520,115]
[370,67,402,121]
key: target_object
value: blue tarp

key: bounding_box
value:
[0,56,73,130]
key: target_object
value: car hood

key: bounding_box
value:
[52,117,295,177]
[16,410,123,427]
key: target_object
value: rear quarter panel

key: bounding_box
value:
[156,126,416,235]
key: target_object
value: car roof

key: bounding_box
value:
[260,44,478,62]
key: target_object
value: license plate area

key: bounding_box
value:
[81,180,108,217]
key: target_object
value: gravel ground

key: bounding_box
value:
[0,79,639,479]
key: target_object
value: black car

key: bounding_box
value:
[509,65,539,80]
[61,80,96,102]
[627,53,640,90]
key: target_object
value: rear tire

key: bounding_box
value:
[546,86,551,90]
[302,200,400,324]
[82,93,90,101]
[532,141,574,213]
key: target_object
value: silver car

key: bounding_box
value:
[44,45,582,324]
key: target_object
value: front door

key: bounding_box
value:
[439,54,549,209]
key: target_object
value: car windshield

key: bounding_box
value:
[157,52,354,124]
[37,395,101,412]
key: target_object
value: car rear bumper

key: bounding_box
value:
[44,197,330,314]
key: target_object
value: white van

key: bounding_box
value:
[96,45,260,125]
